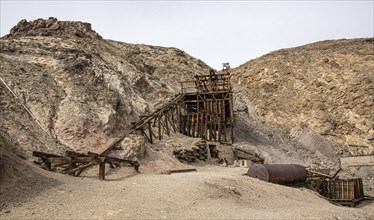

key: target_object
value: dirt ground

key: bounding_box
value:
[1,152,373,220]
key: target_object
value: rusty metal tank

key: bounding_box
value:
[247,164,307,183]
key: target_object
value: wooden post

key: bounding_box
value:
[99,162,105,180]
[148,121,153,144]
[218,113,221,143]
[170,107,176,133]
[158,116,162,140]
[223,99,227,142]
[229,93,234,143]
[204,112,208,140]
[187,114,191,136]
[191,114,196,137]
[195,113,199,138]
[177,104,181,133]
[165,111,170,136]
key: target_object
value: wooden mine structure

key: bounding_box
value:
[33,71,234,179]
[179,72,234,144]
[102,71,234,156]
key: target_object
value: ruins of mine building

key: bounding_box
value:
[179,71,234,143]
[101,70,235,156]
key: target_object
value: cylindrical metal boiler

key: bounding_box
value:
[247,164,307,183]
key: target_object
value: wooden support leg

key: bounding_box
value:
[148,121,153,144]
[99,162,105,180]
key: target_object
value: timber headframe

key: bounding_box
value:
[101,71,234,156]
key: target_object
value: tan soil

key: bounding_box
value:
[1,152,373,220]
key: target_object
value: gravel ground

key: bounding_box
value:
[1,156,373,220]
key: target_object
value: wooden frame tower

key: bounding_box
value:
[179,72,234,144]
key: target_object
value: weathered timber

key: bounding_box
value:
[33,150,140,179]
[235,148,264,163]
[161,168,197,175]
[33,151,65,158]
[99,162,105,180]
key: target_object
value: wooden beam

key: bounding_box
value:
[33,151,65,158]
[61,161,98,175]
[99,162,105,180]
[158,115,162,140]
[164,111,170,136]
[148,121,153,144]
[229,93,234,143]
[195,113,199,138]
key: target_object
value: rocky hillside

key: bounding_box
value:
[1,18,373,162]
[0,18,210,157]
[231,38,374,155]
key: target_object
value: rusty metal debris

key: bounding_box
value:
[247,164,307,184]
[246,164,367,207]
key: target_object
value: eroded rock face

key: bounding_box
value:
[0,18,211,157]
[231,38,374,155]
[6,17,102,39]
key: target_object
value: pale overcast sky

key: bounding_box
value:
[0,1,373,69]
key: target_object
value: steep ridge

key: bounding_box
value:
[231,38,374,156]
[0,18,210,157]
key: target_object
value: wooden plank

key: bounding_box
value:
[158,115,162,140]
[204,102,208,140]
[200,112,204,138]
[148,121,153,144]
[65,150,87,157]
[33,151,65,158]
[218,113,222,143]
[187,114,191,136]
[229,93,234,143]
[195,113,199,138]
[191,113,195,137]
[223,99,227,142]
[161,168,197,175]
[61,161,98,175]
[99,162,105,180]
[170,107,177,133]
[164,111,170,136]
[308,170,333,178]
[44,157,70,164]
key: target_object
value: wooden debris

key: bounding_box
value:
[32,150,139,180]
[161,168,197,175]
[234,148,264,163]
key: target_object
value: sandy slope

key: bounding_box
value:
[0,155,373,220]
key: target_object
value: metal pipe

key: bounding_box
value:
[247,164,307,183]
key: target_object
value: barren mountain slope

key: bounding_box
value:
[231,38,374,155]
[0,18,210,157]
[1,18,374,219]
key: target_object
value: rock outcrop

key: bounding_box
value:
[0,18,210,157]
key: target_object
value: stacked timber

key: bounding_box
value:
[173,140,207,163]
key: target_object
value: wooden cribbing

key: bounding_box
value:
[33,150,140,179]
